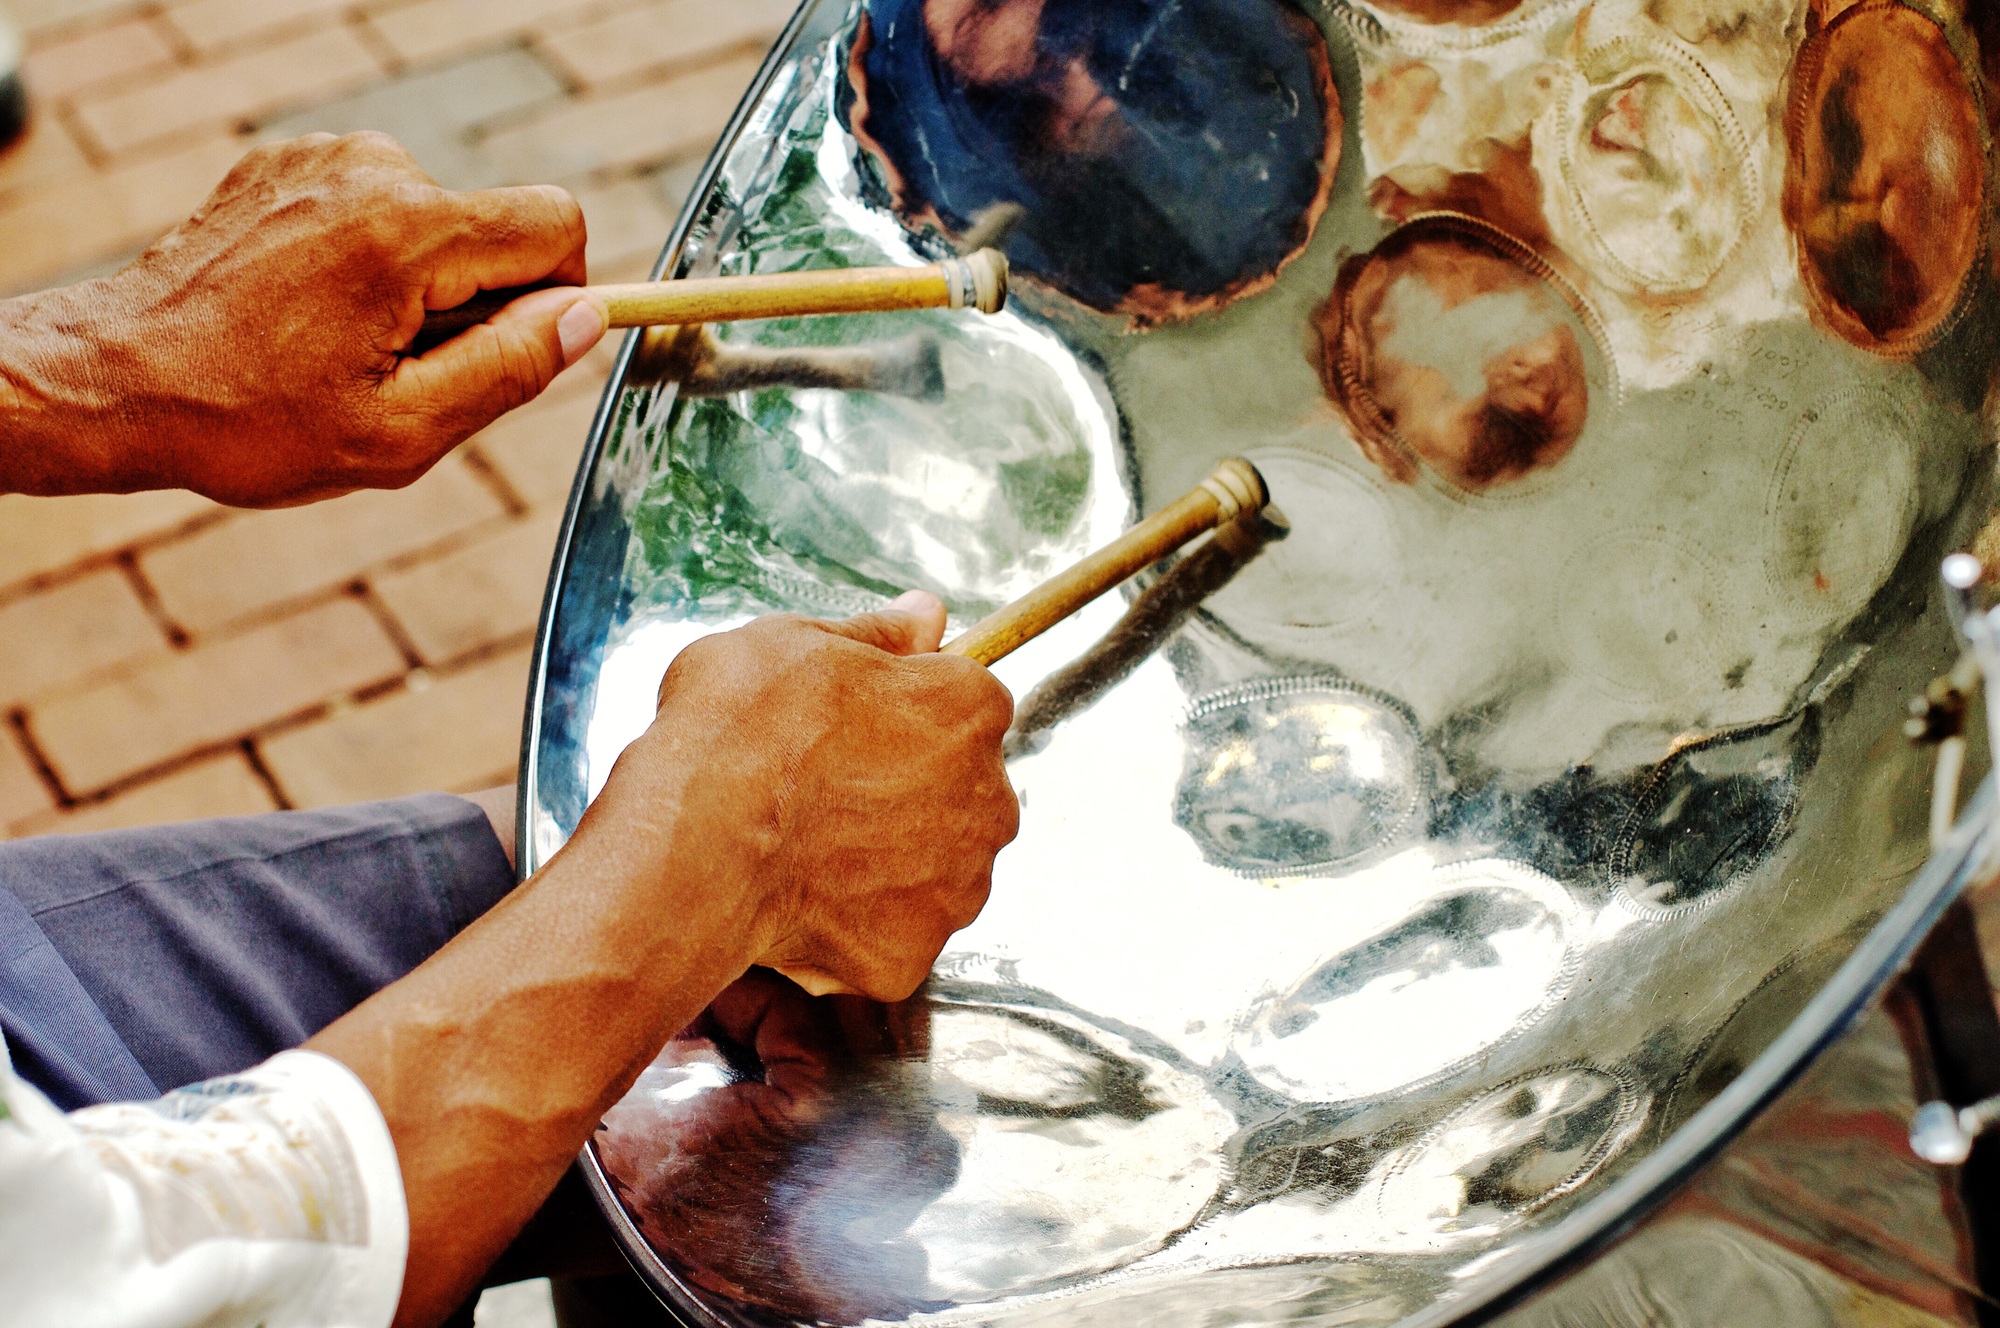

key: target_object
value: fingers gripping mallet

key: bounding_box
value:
[420,249,1010,347]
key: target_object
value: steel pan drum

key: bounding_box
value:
[522,0,2000,1321]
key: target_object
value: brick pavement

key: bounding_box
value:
[0,0,785,836]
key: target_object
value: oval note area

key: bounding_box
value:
[1555,38,1754,296]
[846,0,1342,322]
[1317,214,1601,493]
[1373,1066,1638,1234]
[1235,861,1579,1102]
[905,990,1237,1301]
[1175,677,1427,876]
[1782,1,1986,357]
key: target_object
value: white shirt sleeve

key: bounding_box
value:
[0,1040,407,1328]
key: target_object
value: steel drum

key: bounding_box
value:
[521,0,2000,1321]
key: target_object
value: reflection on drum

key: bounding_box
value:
[1372,1065,1640,1233]
[1175,678,1425,875]
[1611,706,1816,915]
[1235,862,1579,1104]
[847,0,1343,321]
[530,0,2000,1320]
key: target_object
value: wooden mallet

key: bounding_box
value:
[942,458,1270,667]
[418,249,1010,347]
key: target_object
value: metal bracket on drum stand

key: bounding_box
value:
[1909,554,2000,1173]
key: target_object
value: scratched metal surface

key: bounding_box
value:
[522,0,2000,1321]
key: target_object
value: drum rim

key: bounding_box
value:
[522,2,2000,1321]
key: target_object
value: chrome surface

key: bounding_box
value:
[522,0,2000,1321]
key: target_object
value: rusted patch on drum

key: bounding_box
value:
[845,0,1343,325]
[1372,1064,1642,1232]
[1553,35,1756,297]
[1761,387,1920,620]
[1234,860,1581,1103]
[1610,708,1815,919]
[1175,676,1427,876]
[1782,0,1988,358]
[1315,212,1613,496]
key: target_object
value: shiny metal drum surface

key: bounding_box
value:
[521,0,2000,1321]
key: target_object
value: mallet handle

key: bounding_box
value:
[943,458,1269,667]
[418,250,1008,345]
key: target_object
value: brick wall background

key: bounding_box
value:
[0,0,783,838]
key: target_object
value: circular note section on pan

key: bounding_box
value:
[1763,387,1919,619]
[1554,37,1754,296]
[846,0,1342,322]
[1234,860,1579,1103]
[1782,0,1986,357]
[1373,1065,1638,1235]
[1612,710,1813,917]
[1316,214,1603,494]
[595,978,1234,1320]
[1175,677,1426,875]
[1557,532,1728,705]
[1356,0,1530,25]
[904,987,1237,1301]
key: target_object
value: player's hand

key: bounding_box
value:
[588,590,1018,1003]
[4,131,605,506]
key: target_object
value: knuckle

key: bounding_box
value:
[994,785,1022,841]
[342,129,404,158]
[976,678,1015,731]
[536,184,587,237]
[871,960,931,1005]
[238,140,289,170]
[946,872,995,931]
[675,631,731,673]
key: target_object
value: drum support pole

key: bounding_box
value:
[942,458,1269,667]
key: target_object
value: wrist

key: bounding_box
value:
[0,281,167,496]
[569,739,786,983]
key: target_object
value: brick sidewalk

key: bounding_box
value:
[0,0,784,837]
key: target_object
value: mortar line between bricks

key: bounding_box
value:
[464,44,756,138]
[547,40,783,103]
[459,443,530,518]
[50,97,114,170]
[522,34,587,100]
[148,510,525,642]
[0,508,232,613]
[146,4,202,65]
[170,11,361,65]
[93,119,265,174]
[116,551,193,650]
[350,582,427,671]
[582,143,713,191]
[6,709,74,809]
[345,11,407,78]
[46,689,376,803]
[430,627,538,679]
[32,745,242,814]
[239,739,295,811]
[20,5,165,55]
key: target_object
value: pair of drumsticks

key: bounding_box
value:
[424,253,1269,665]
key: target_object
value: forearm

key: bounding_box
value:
[307,783,768,1328]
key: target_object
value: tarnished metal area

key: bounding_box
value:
[520,0,2000,1321]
